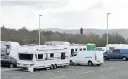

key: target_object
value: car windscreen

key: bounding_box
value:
[19,53,33,60]
[1,56,5,60]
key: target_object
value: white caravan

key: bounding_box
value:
[45,41,70,45]
[106,44,128,50]
[17,45,70,71]
[70,51,104,66]
[0,41,38,60]
[44,41,87,57]
[1,41,20,60]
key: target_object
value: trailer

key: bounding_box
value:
[17,45,70,72]
[106,44,128,50]
[1,41,20,60]
[44,41,88,57]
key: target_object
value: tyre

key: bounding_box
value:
[50,65,54,70]
[9,64,14,68]
[88,61,93,66]
[53,64,57,69]
[21,67,27,71]
[104,56,109,60]
[122,56,127,61]
[70,60,74,65]
[96,64,101,66]
[63,65,67,68]
[33,68,36,72]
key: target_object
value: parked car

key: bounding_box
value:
[103,49,128,61]
[1,55,17,68]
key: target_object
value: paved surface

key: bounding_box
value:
[1,60,128,79]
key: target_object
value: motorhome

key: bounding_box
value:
[70,51,104,66]
[17,45,70,71]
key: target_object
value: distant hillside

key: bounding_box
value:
[43,28,128,39]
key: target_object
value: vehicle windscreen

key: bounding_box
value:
[19,53,33,60]
[94,48,102,51]
[1,56,5,60]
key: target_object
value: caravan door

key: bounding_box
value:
[57,52,69,66]
[58,52,66,65]
[44,53,56,67]
[35,53,46,68]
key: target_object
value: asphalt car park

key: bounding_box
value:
[1,60,128,79]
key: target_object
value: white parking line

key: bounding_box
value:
[50,76,67,79]
[100,66,114,71]
[55,71,61,72]
[74,70,94,75]
[105,61,124,66]
[74,66,115,76]
[67,69,74,71]
[29,73,40,76]
[12,76,22,79]
[1,68,14,72]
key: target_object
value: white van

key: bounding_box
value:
[70,51,104,66]
[17,45,70,71]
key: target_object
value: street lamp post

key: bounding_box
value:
[106,13,111,48]
[39,15,42,45]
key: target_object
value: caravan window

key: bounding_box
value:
[50,53,54,57]
[71,49,74,56]
[83,48,86,51]
[61,53,65,59]
[19,53,33,60]
[73,52,78,56]
[38,54,43,59]
[80,48,82,51]
[6,45,10,49]
[75,49,77,51]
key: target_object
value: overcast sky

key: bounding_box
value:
[1,0,128,30]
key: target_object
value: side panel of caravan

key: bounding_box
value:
[17,46,70,71]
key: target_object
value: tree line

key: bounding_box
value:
[1,26,128,47]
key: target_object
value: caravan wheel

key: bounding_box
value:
[53,64,57,69]
[50,65,54,70]
[70,60,74,65]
